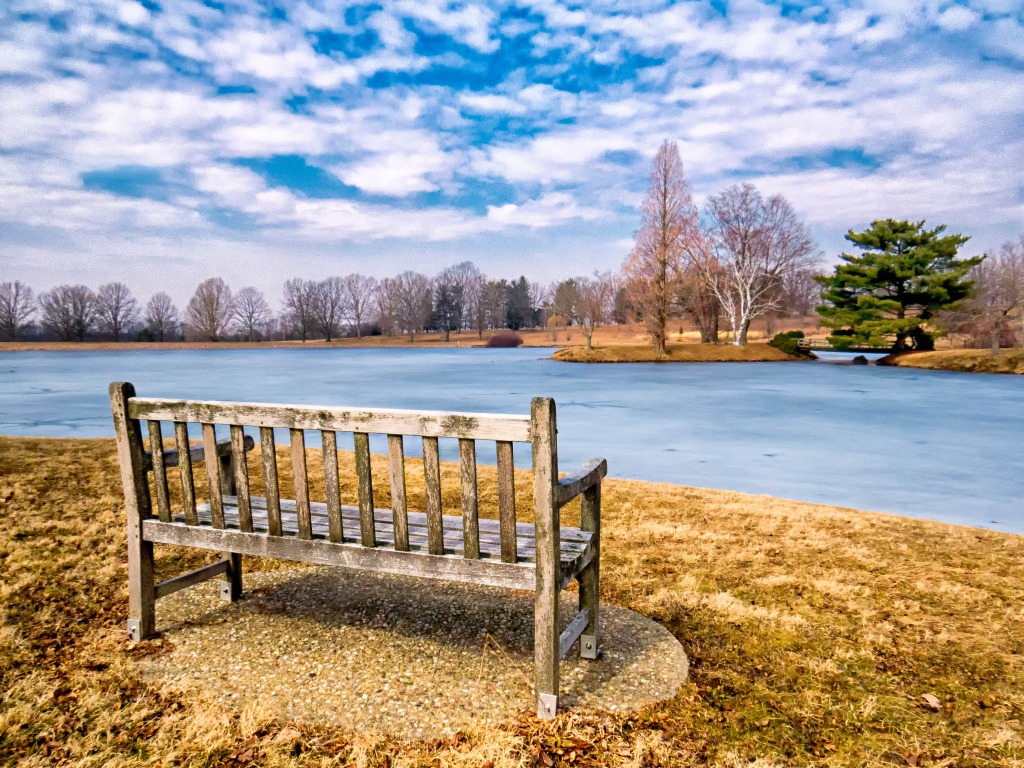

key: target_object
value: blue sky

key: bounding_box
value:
[2,0,1022,306]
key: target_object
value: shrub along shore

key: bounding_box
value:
[2,436,1022,766]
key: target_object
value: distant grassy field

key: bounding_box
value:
[552,343,799,363]
[2,436,1022,765]
[882,349,1024,375]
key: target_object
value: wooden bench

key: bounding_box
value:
[109,382,607,718]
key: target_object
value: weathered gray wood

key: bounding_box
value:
[388,435,409,552]
[110,382,156,641]
[218,435,242,600]
[579,481,601,659]
[556,458,608,506]
[129,399,532,442]
[154,559,229,599]
[143,520,537,591]
[147,420,172,522]
[353,432,376,547]
[423,436,443,555]
[459,438,480,560]
[222,551,242,602]
[497,441,517,563]
[259,427,282,537]
[145,435,253,470]
[559,608,590,659]
[174,421,198,526]
[230,425,252,532]
[207,497,593,562]
[202,423,225,529]
[322,430,343,543]
[531,396,560,719]
[290,429,312,540]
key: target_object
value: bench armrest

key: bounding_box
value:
[143,435,254,471]
[556,457,607,507]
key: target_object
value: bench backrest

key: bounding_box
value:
[110,382,559,564]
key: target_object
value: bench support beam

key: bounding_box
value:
[558,608,590,659]
[155,559,229,600]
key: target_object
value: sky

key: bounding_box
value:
[1,0,1023,307]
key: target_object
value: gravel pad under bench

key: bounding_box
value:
[138,566,689,740]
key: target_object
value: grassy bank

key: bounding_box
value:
[881,349,1024,374]
[2,436,1023,766]
[552,343,800,363]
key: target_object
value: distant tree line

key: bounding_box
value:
[0,265,628,344]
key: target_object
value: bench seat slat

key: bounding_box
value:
[182,497,593,571]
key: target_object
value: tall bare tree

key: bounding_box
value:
[144,292,178,341]
[967,237,1024,351]
[0,281,35,341]
[282,278,317,341]
[185,278,233,341]
[343,274,377,338]
[393,271,433,342]
[679,264,720,343]
[233,286,272,342]
[311,277,345,342]
[702,183,817,346]
[95,282,139,341]
[39,284,96,341]
[624,141,703,356]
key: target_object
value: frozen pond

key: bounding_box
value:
[1,347,1021,533]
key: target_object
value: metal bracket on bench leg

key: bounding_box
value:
[537,692,558,720]
[581,634,602,660]
[127,619,143,642]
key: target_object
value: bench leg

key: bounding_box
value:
[579,559,600,660]
[220,552,242,602]
[535,582,559,719]
[127,539,156,641]
[579,482,601,660]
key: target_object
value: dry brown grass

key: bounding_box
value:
[552,343,799,363]
[3,436,1024,766]
[881,349,1024,375]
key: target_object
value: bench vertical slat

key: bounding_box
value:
[259,427,282,537]
[579,481,601,659]
[423,436,443,555]
[202,423,225,528]
[388,435,409,551]
[175,421,198,526]
[110,382,155,641]
[354,432,376,547]
[290,429,312,540]
[230,425,252,532]
[322,430,343,543]
[147,420,172,523]
[459,438,480,559]
[496,440,517,563]
[531,396,560,719]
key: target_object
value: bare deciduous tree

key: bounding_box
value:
[311,277,345,342]
[554,273,616,351]
[967,237,1024,351]
[39,284,96,341]
[702,183,817,346]
[343,274,377,338]
[393,271,432,342]
[0,281,35,341]
[624,141,703,356]
[375,277,400,336]
[95,282,139,341]
[145,292,179,341]
[432,267,464,342]
[282,278,317,341]
[185,278,233,341]
[233,286,272,342]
